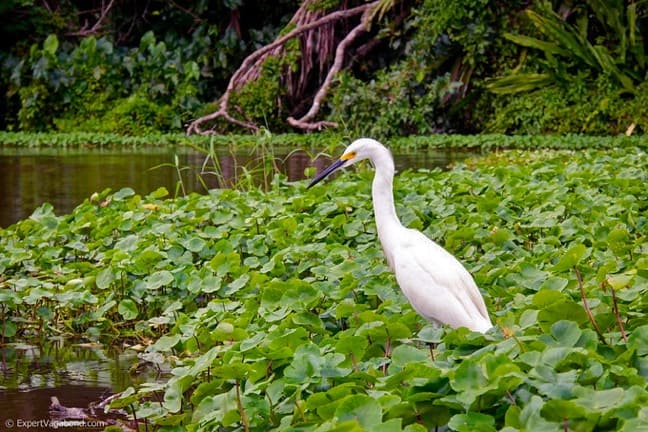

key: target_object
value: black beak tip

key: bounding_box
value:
[307,158,346,189]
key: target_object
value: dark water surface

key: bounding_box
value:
[0,344,155,431]
[0,146,472,228]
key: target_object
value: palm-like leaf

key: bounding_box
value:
[487,73,554,95]
[526,7,598,68]
[490,0,641,95]
[503,33,570,57]
[367,0,397,23]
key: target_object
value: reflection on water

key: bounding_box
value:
[0,344,152,431]
[0,146,474,228]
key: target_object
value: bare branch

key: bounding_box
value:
[231,2,376,89]
[67,0,116,37]
[287,19,369,130]
[170,0,204,24]
[187,1,380,135]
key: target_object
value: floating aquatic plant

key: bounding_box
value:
[1,145,647,430]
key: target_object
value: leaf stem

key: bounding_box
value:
[505,390,516,405]
[350,353,359,372]
[130,403,139,431]
[235,378,250,432]
[610,287,627,343]
[1,304,5,347]
[573,266,606,344]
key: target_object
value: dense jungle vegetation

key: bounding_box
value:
[1,0,648,137]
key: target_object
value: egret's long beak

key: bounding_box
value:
[307,158,347,189]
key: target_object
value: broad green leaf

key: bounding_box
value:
[540,277,568,291]
[224,273,249,295]
[335,335,369,360]
[2,321,17,338]
[113,187,136,200]
[109,387,138,409]
[390,345,429,369]
[292,311,324,330]
[636,257,648,270]
[239,331,266,352]
[188,346,221,375]
[183,236,207,253]
[212,321,238,341]
[146,270,174,289]
[95,268,115,289]
[335,395,382,429]
[149,187,169,199]
[0,289,21,305]
[503,32,569,56]
[448,412,496,432]
[541,399,588,424]
[487,73,554,95]
[606,270,636,290]
[151,334,181,352]
[43,35,59,55]
[118,298,138,320]
[164,378,185,413]
[549,320,582,347]
[552,243,588,272]
[133,249,167,273]
[627,325,648,356]
[417,325,444,343]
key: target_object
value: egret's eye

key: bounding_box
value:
[341,151,356,161]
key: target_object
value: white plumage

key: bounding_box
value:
[309,138,492,333]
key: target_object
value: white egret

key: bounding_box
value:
[308,138,492,333]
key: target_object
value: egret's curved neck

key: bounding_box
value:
[370,146,402,245]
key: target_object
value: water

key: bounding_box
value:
[0,145,472,228]
[0,343,155,431]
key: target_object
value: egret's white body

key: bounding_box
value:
[309,138,492,333]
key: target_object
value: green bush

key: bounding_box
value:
[55,93,175,134]
[326,0,525,137]
[3,1,648,135]
[5,32,201,133]
[329,69,459,138]
[487,75,648,135]
[226,56,289,133]
[484,1,648,135]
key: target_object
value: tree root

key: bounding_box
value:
[187,1,380,135]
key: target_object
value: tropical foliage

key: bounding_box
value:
[6,32,202,133]
[328,0,528,136]
[2,131,647,150]
[486,0,648,134]
[1,0,648,135]
[490,0,644,94]
[1,142,646,430]
[0,0,291,132]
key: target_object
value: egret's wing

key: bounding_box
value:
[391,230,491,332]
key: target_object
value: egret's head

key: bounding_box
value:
[307,138,377,189]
